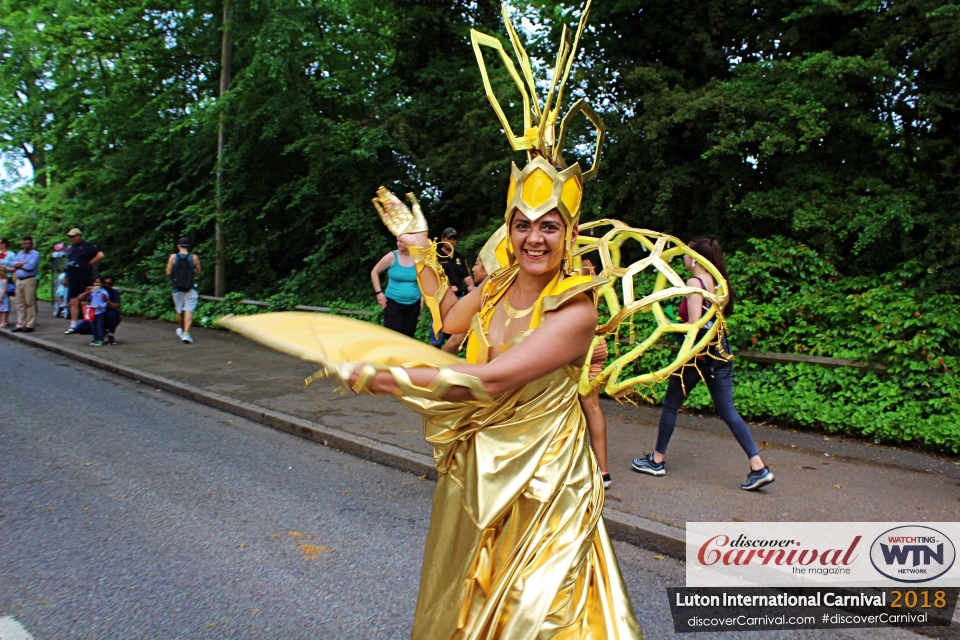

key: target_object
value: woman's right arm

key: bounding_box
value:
[398,231,479,331]
[353,293,598,401]
[371,253,393,309]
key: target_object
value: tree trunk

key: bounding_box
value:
[22,142,47,188]
[214,0,232,297]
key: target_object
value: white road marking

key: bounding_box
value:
[0,616,34,640]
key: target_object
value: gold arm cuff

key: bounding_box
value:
[390,366,493,403]
[326,362,491,402]
[350,363,379,394]
[408,243,450,335]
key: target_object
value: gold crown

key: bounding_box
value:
[471,1,603,266]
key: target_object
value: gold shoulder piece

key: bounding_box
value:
[541,275,607,313]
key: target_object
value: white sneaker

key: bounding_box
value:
[176,327,183,339]
[182,333,194,344]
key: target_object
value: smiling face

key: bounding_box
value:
[509,209,574,277]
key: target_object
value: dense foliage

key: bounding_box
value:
[2,0,959,449]
[600,237,960,452]
[3,0,960,293]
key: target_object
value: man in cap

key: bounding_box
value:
[63,228,104,334]
[430,227,475,348]
[165,236,201,343]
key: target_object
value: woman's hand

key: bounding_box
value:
[348,363,365,388]
[588,338,608,378]
[347,363,399,395]
[591,338,608,363]
[372,187,428,238]
[398,231,429,249]
[376,292,387,309]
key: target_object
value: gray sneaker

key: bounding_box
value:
[182,333,194,344]
[176,327,183,339]
[631,452,665,476]
[741,466,775,491]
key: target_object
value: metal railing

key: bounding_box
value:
[114,287,373,317]
[117,287,886,372]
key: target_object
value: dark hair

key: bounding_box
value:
[0,237,7,245]
[23,236,33,242]
[580,249,602,273]
[688,236,734,316]
[101,274,114,282]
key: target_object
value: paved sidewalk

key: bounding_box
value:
[5,315,959,535]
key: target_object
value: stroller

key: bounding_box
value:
[51,242,70,318]
[52,272,69,318]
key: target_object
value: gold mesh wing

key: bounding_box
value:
[573,219,731,397]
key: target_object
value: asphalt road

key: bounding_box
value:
[0,340,929,639]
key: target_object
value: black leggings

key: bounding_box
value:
[656,338,760,459]
[383,298,420,338]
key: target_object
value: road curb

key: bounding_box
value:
[1,329,688,558]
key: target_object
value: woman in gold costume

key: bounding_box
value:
[352,200,642,639]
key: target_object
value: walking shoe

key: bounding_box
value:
[23,328,34,333]
[602,473,612,489]
[64,327,77,335]
[741,466,775,491]
[631,452,665,476]
[176,327,183,339]
[182,333,194,344]
[10,327,23,333]
[89,340,103,346]
[107,334,118,345]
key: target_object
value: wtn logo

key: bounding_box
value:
[871,526,956,583]
[880,543,944,568]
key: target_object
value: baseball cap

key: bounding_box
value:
[441,227,458,239]
[67,228,82,237]
[178,236,191,247]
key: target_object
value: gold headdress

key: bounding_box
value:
[471,1,604,268]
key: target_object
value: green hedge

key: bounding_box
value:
[118,237,960,453]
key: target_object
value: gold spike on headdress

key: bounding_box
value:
[471,1,604,269]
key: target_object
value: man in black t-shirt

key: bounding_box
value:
[431,227,476,347]
[63,228,105,334]
[436,227,475,295]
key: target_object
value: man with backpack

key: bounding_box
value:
[165,237,201,344]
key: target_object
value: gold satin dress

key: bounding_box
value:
[401,266,642,639]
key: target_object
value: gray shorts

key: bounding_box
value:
[172,289,198,313]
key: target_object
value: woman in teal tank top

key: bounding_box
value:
[371,238,422,337]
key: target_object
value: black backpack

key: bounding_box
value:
[172,253,195,292]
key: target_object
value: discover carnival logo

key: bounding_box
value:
[869,525,956,584]
[697,534,862,571]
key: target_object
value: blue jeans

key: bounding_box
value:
[92,313,106,342]
[430,328,448,347]
[655,338,759,459]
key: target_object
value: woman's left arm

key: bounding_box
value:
[355,294,597,400]
[685,278,705,323]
